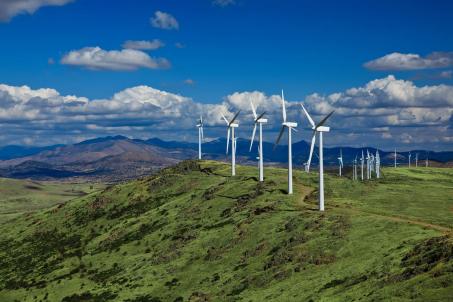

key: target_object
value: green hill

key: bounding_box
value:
[0,178,104,223]
[0,160,452,301]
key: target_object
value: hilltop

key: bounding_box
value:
[0,161,452,301]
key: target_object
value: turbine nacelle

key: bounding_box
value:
[316,126,330,132]
[283,122,298,128]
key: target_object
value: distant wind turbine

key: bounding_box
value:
[376,150,380,178]
[249,101,267,182]
[274,90,298,194]
[196,115,204,160]
[353,155,358,181]
[338,149,343,177]
[408,152,412,168]
[360,150,364,181]
[426,152,429,167]
[221,110,240,176]
[301,104,334,211]
[415,153,418,167]
[394,148,397,168]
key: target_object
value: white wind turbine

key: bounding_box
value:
[196,115,204,160]
[353,155,358,181]
[366,150,371,180]
[415,153,419,167]
[221,111,241,176]
[249,101,267,182]
[338,149,343,177]
[376,150,380,178]
[300,104,335,211]
[394,148,397,168]
[408,152,412,168]
[360,150,364,180]
[274,90,298,194]
[426,152,429,167]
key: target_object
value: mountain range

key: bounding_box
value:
[0,135,451,181]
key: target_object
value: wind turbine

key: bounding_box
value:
[249,101,267,182]
[376,150,380,178]
[394,148,397,168]
[275,90,297,194]
[221,111,240,176]
[300,104,334,211]
[415,153,419,167]
[426,152,429,167]
[196,115,204,160]
[338,149,343,177]
[408,152,412,168]
[366,150,371,180]
[353,155,358,181]
[360,150,364,181]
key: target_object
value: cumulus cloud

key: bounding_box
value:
[122,39,165,50]
[0,0,73,21]
[212,0,236,7]
[60,47,170,71]
[364,52,453,71]
[151,11,179,30]
[0,76,451,149]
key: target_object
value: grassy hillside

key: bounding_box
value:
[0,161,452,301]
[0,178,105,223]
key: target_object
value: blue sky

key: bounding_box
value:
[1,0,453,101]
[0,0,452,150]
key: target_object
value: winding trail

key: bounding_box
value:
[333,206,452,234]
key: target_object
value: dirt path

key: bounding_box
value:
[333,206,452,234]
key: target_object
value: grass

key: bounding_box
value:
[0,160,452,301]
[0,178,105,223]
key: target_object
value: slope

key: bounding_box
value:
[0,161,452,301]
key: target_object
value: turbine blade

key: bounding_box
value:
[274,126,285,149]
[300,104,315,128]
[200,115,203,124]
[226,127,230,154]
[201,126,204,140]
[255,111,266,122]
[307,133,316,170]
[229,110,241,125]
[249,124,257,152]
[250,101,257,119]
[316,110,335,128]
[281,90,287,123]
[221,113,229,125]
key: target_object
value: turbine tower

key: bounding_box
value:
[353,155,358,181]
[426,152,429,167]
[394,148,397,168]
[221,111,240,176]
[196,115,204,160]
[360,150,364,181]
[366,150,371,180]
[408,152,412,168]
[338,149,343,177]
[301,104,334,211]
[249,101,267,182]
[415,153,418,167]
[274,90,298,194]
[376,150,380,178]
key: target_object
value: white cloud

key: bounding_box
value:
[0,0,73,21]
[60,47,170,71]
[364,52,453,71]
[212,0,235,7]
[0,76,451,149]
[122,39,165,50]
[150,11,179,30]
